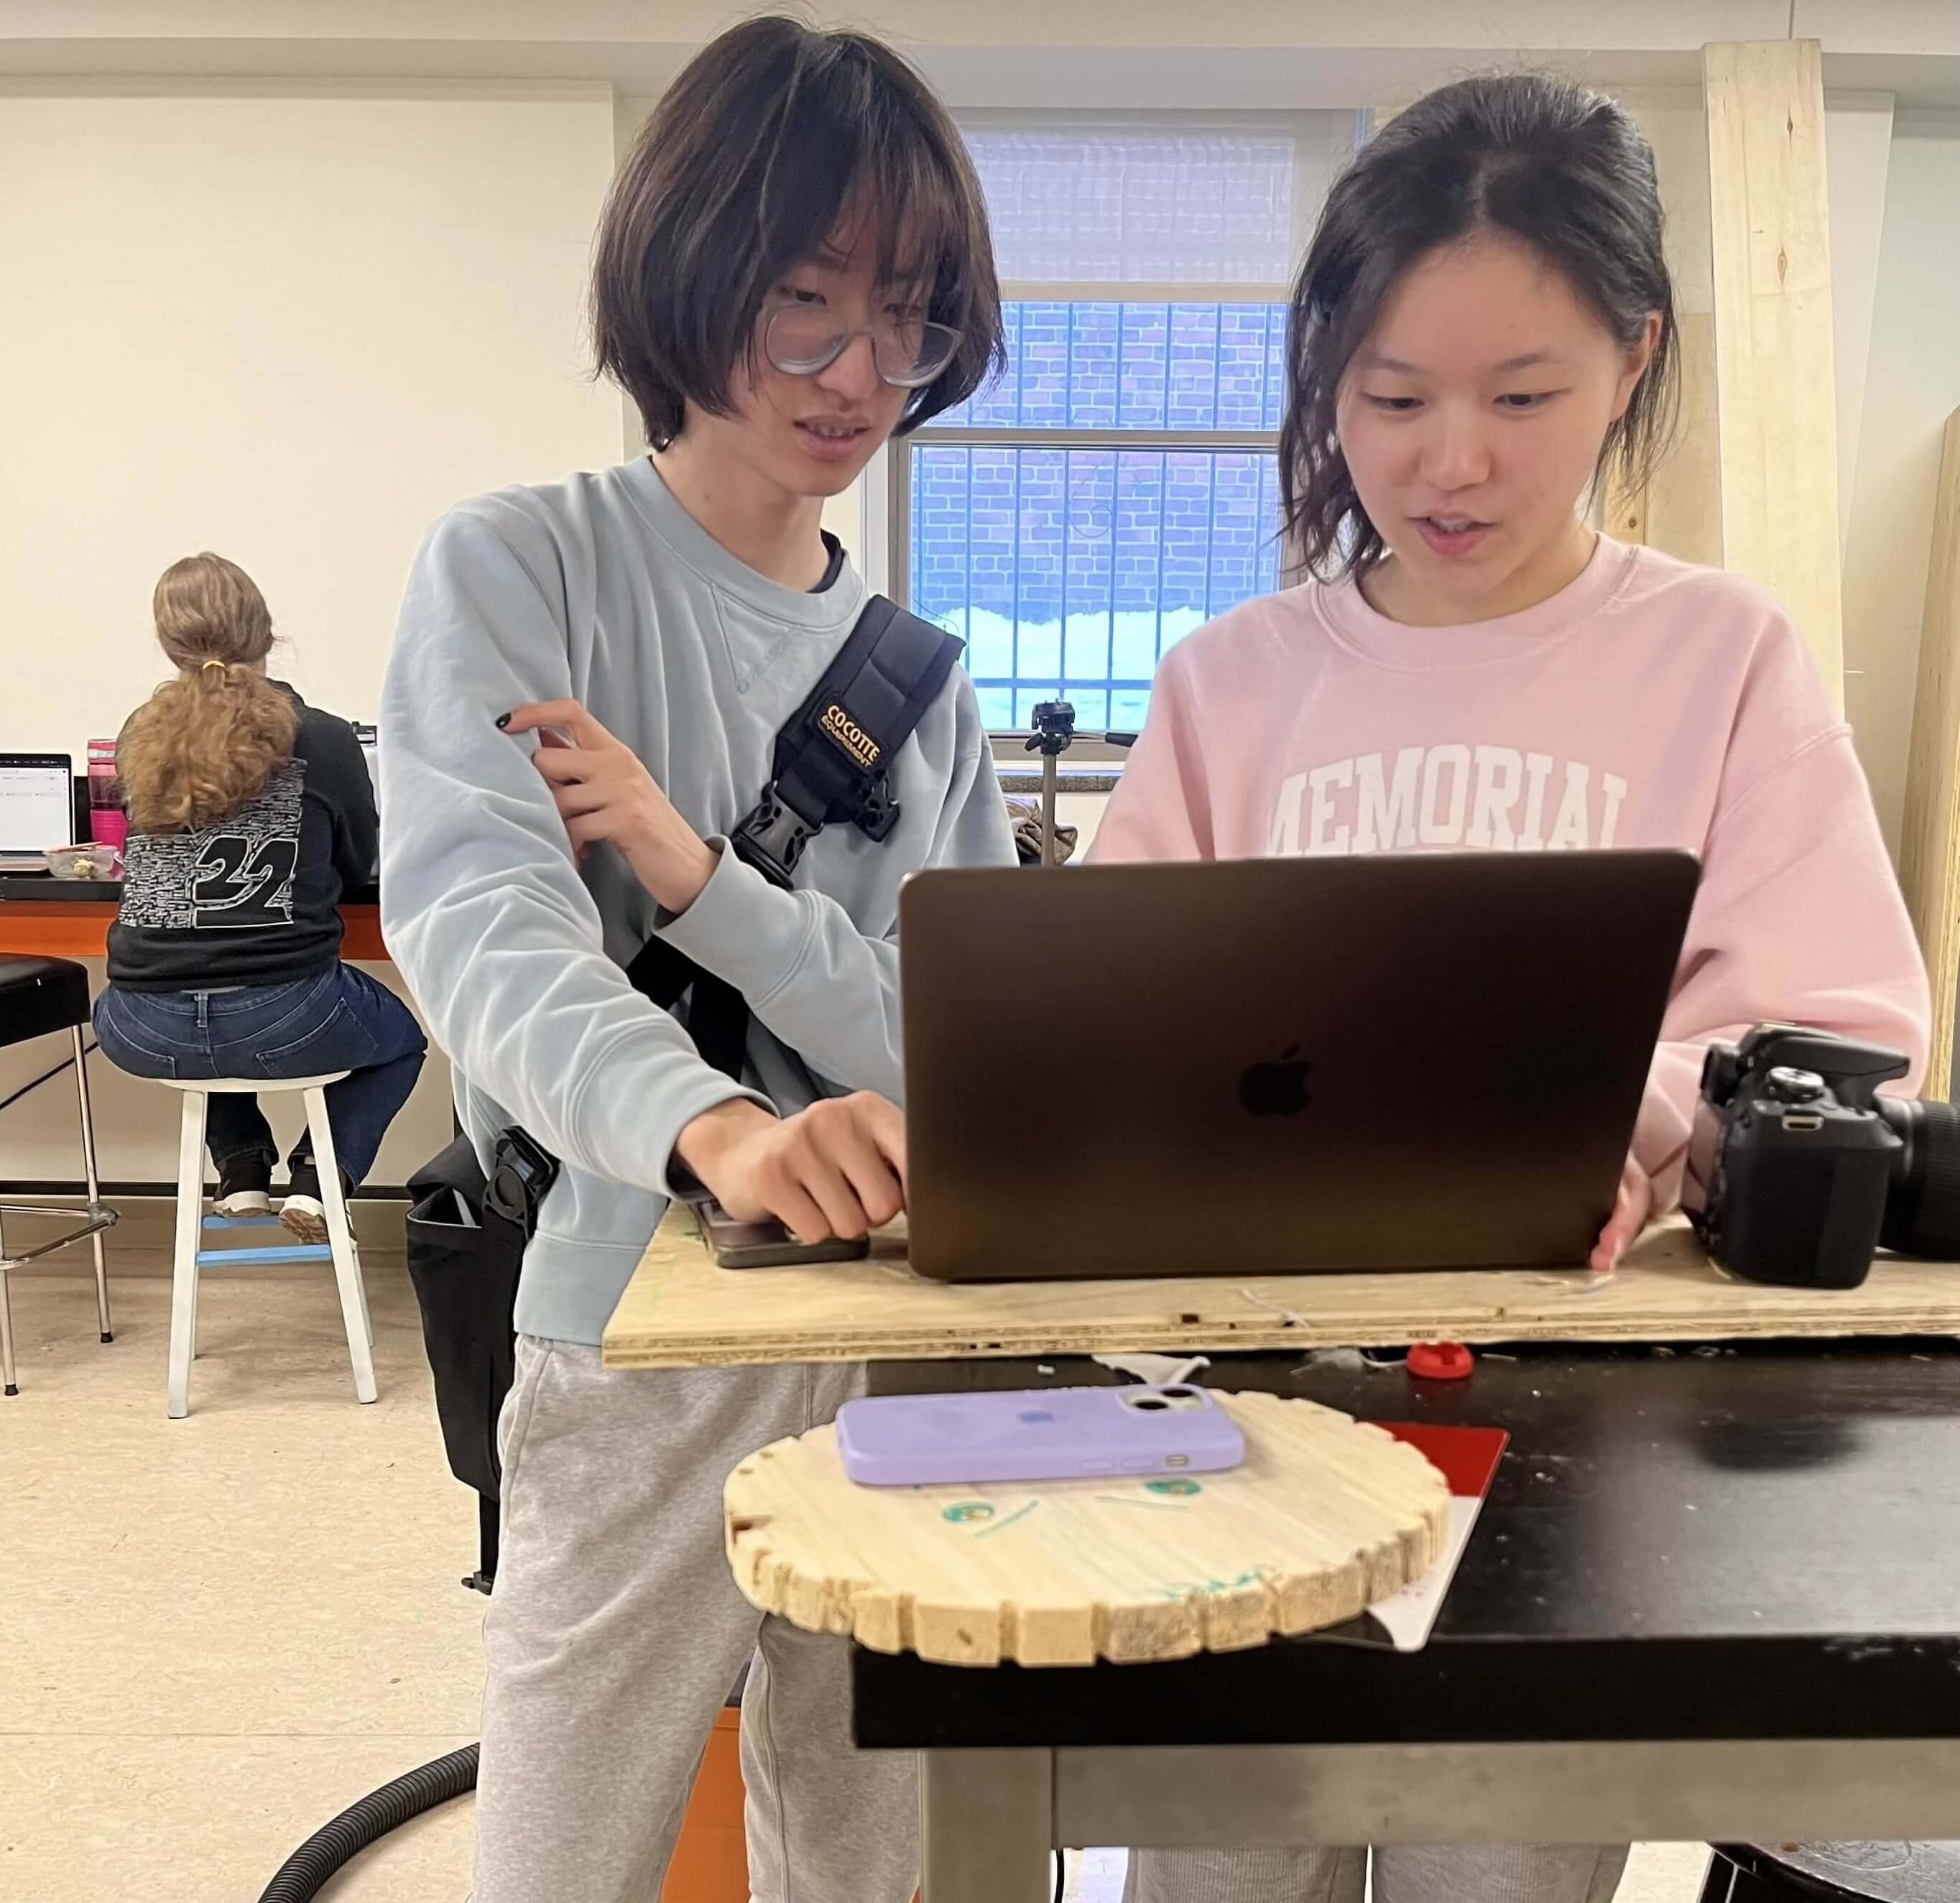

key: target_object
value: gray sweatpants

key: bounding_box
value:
[473,1338,915,1903]
[1125,1843,1629,1902]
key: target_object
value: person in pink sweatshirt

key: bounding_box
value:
[1100,72,1931,1903]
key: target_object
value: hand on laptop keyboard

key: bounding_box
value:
[675,1092,906,1243]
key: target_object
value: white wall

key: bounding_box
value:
[0,80,623,1185]
[1823,94,1899,556]
[1843,110,1960,854]
[0,81,620,761]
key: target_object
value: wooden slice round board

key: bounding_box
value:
[724,1389,1451,1667]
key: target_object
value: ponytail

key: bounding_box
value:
[118,553,300,833]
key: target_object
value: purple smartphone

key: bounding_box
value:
[835,1384,1245,1487]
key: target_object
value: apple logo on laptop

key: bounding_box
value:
[1239,1045,1312,1117]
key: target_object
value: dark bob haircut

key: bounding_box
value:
[593,15,1004,450]
[1282,73,1680,580]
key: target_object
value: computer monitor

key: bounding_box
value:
[0,752,75,870]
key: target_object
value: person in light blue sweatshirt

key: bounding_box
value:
[378,20,1013,1902]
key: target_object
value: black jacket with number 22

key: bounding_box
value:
[106,683,379,993]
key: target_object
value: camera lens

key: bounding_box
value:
[1130,1396,1170,1411]
[1877,1097,1960,1256]
[1161,1386,1196,1399]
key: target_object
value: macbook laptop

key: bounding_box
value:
[0,751,75,874]
[900,851,1701,1280]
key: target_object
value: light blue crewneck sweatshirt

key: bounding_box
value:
[380,456,1014,1343]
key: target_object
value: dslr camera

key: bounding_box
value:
[1686,1024,1960,1288]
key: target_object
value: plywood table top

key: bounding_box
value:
[604,1213,1960,1370]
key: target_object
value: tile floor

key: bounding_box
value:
[1,1251,1711,1902]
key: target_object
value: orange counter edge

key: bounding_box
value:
[0,903,389,963]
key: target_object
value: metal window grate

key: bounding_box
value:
[900,300,1288,731]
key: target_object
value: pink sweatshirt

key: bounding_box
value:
[1091,537,1932,1207]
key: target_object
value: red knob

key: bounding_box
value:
[1407,1341,1474,1381]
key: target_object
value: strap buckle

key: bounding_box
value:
[486,1128,560,1238]
[729,787,813,889]
[851,771,900,844]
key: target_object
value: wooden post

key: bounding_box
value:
[1704,39,1844,707]
[1899,412,1960,1101]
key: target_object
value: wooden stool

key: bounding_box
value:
[0,954,115,1395]
[158,1074,375,1420]
[1701,1843,1960,1902]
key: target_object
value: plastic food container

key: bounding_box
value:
[46,843,124,881]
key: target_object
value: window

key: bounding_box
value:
[892,123,1332,733]
[966,127,1300,289]
[905,302,1288,733]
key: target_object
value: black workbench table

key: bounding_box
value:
[859,1344,1960,1901]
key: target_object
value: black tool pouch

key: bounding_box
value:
[404,1129,556,1590]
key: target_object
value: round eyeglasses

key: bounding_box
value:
[761,304,963,389]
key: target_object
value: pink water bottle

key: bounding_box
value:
[87,738,127,854]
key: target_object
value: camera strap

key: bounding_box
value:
[730,593,965,885]
[621,594,961,1085]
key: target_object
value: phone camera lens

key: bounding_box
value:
[1162,1386,1196,1399]
[1131,1396,1170,1411]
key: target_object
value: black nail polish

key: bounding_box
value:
[494,712,512,729]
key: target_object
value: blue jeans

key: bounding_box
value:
[94,965,427,1186]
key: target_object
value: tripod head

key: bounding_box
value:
[1025,700,1077,759]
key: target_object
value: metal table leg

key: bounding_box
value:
[919,1749,1052,1903]
[0,1029,120,1393]
[0,1261,16,1397]
[71,1029,111,1343]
